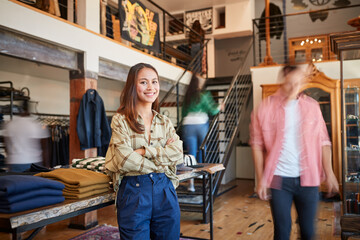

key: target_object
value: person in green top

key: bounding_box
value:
[181,75,223,191]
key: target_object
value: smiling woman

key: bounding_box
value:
[104,63,184,240]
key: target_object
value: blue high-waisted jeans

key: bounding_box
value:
[116,173,180,240]
[182,122,209,163]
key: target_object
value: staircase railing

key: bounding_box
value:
[200,40,254,197]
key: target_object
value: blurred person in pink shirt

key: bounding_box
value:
[250,64,339,240]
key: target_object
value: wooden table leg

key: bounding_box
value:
[69,210,98,230]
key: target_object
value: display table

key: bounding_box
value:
[0,163,224,240]
[178,163,225,240]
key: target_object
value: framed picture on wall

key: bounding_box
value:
[185,8,213,35]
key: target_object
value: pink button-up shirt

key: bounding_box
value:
[250,90,331,187]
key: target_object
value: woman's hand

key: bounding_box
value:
[166,138,175,145]
[134,148,145,156]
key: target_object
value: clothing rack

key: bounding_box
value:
[31,113,70,167]
[33,113,70,127]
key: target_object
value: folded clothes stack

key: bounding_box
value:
[35,168,110,199]
[0,175,65,213]
[71,157,106,173]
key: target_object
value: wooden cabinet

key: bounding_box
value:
[288,34,336,64]
[261,69,342,187]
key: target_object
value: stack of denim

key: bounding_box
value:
[0,175,65,213]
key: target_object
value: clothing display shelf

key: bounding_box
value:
[341,80,360,219]
[261,66,342,191]
[0,81,30,120]
[330,31,360,239]
[342,66,360,218]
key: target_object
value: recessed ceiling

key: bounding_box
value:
[151,0,244,13]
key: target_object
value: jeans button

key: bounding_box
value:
[150,174,153,177]
[136,183,140,187]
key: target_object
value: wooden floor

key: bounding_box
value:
[0,179,341,240]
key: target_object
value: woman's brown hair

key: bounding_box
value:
[117,63,160,133]
[183,74,203,109]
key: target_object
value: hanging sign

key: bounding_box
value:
[185,8,213,34]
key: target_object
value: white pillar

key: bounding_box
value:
[76,0,100,33]
[207,37,215,78]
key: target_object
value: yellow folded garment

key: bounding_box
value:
[63,188,109,199]
[62,183,109,194]
[35,168,110,187]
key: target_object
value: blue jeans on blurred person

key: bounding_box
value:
[182,122,209,163]
[7,162,41,172]
[270,176,319,240]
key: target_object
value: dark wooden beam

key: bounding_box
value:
[330,31,360,57]
[0,28,77,70]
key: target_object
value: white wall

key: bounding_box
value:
[215,36,253,77]
[212,0,255,39]
[0,55,126,116]
[0,72,70,115]
[97,77,124,112]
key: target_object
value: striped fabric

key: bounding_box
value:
[105,111,183,191]
[72,157,106,173]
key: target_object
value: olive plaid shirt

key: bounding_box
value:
[105,111,183,191]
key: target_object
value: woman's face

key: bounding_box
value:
[136,67,159,104]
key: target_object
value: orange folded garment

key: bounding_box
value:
[35,168,110,187]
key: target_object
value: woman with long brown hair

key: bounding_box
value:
[105,63,183,240]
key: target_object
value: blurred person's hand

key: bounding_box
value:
[325,173,339,198]
[256,183,271,201]
[219,102,225,111]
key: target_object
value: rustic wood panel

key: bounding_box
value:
[0,28,77,70]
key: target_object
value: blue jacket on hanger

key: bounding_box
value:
[76,89,111,151]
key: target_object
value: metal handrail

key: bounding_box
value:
[252,3,360,21]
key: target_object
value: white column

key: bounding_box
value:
[207,37,215,78]
[76,0,100,33]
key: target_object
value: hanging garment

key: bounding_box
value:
[259,3,284,41]
[76,89,111,151]
[333,0,351,7]
[291,0,308,10]
[309,10,329,22]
